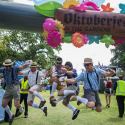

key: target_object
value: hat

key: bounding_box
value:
[84,58,93,64]
[3,59,13,66]
[30,62,38,67]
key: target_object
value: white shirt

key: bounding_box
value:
[22,70,46,87]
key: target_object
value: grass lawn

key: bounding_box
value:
[0,85,125,125]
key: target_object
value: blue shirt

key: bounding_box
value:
[75,68,105,91]
[0,66,20,85]
[65,68,78,87]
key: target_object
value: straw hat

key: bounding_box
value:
[84,58,93,64]
[30,62,38,67]
[3,59,13,66]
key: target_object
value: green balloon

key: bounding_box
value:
[34,1,62,17]
[62,36,72,43]
[34,6,55,17]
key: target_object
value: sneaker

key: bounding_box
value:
[16,107,24,117]
[24,115,28,118]
[43,107,47,116]
[50,96,56,101]
[50,100,56,107]
[39,100,46,108]
[50,96,56,107]
[9,114,15,125]
[72,109,80,120]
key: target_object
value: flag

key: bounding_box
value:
[98,61,101,69]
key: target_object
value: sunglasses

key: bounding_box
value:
[84,63,91,67]
[6,65,11,68]
[56,62,62,64]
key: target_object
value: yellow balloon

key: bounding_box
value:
[62,0,80,9]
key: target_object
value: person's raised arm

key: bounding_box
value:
[103,69,115,77]
[61,68,74,75]
[19,63,29,71]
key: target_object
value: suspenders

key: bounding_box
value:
[3,68,14,84]
[28,70,39,84]
[87,69,99,90]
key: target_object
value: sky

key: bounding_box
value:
[13,0,125,74]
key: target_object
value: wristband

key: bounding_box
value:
[66,70,68,73]
[64,79,67,83]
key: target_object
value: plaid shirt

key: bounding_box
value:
[65,68,78,87]
[0,66,20,85]
[75,68,105,91]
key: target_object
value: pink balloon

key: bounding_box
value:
[43,18,55,32]
[111,36,125,46]
[46,31,63,48]
[83,34,89,44]
[75,0,100,11]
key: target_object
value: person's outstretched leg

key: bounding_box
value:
[29,88,46,108]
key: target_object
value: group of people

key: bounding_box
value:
[2,57,125,125]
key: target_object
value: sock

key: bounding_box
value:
[63,90,75,96]
[5,105,12,119]
[54,96,65,103]
[32,103,44,110]
[19,104,23,113]
[67,103,76,112]
[92,107,96,110]
[76,96,88,106]
[33,91,45,101]
[50,82,57,97]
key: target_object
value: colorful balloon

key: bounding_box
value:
[43,18,55,31]
[71,32,84,48]
[100,34,115,48]
[101,3,114,12]
[46,31,63,48]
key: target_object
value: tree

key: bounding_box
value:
[0,30,62,71]
[110,41,125,71]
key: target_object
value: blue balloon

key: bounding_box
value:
[119,3,125,14]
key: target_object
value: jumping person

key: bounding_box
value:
[0,59,29,125]
[19,62,47,116]
[64,58,115,113]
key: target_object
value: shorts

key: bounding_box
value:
[84,89,102,107]
[49,77,65,91]
[58,85,78,103]
[44,84,47,87]
[27,84,42,102]
[105,88,113,94]
[3,84,20,100]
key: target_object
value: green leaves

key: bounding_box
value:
[34,1,62,17]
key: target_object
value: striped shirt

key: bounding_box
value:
[75,68,105,91]
[0,66,20,85]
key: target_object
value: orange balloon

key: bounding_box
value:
[71,32,84,48]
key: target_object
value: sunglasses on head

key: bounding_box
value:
[56,62,62,64]
[6,65,11,68]
[84,63,91,67]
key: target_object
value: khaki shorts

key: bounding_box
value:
[3,84,20,100]
[84,89,102,107]
[49,77,65,91]
[58,86,78,103]
[27,84,42,102]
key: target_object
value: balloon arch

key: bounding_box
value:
[0,0,125,48]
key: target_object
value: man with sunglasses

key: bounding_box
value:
[0,59,29,125]
[49,57,66,106]
[64,58,115,113]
